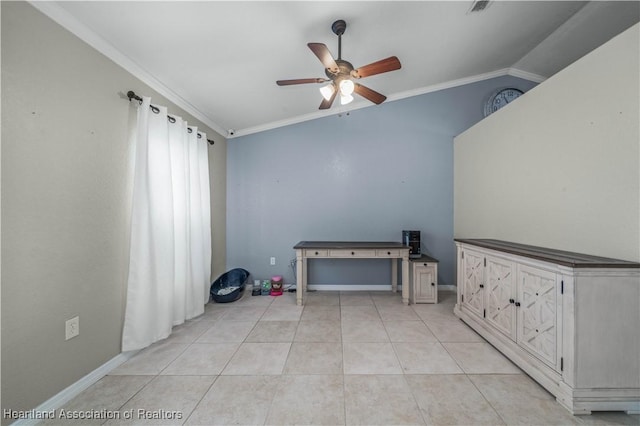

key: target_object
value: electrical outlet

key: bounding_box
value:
[270,257,276,265]
[65,316,79,340]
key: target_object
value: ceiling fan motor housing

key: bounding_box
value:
[326,59,354,81]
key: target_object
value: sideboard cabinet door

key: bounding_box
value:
[485,255,517,341]
[517,264,561,370]
[414,263,437,303]
[461,249,485,318]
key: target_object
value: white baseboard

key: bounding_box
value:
[306,284,457,291]
[307,284,401,291]
[9,350,139,426]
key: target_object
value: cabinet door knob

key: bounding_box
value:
[387,251,391,255]
[509,298,515,304]
[515,301,521,307]
[431,282,435,286]
[351,251,355,255]
[479,284,484,288]
[315,251,319,255]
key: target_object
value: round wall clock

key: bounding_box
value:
[484,88,524,117]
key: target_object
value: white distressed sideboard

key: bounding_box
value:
[454,239,640,415]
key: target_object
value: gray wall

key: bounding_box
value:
[227,76,538,287]
[454,24,639,262]
[1,2,227,419]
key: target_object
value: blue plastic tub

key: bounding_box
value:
[209,268,250,303]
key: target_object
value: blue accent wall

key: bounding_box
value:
[227,76,537,287]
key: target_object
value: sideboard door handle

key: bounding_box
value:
[431,282,435,286]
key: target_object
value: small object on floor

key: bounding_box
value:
[210,268,250,303]
[252,286,262,296]
[270,275,283,296]
[261,279,271,295]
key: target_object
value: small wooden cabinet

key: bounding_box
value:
[411,255,438,303]
[454,239,640,415]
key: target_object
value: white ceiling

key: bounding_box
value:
[35,1,639,138]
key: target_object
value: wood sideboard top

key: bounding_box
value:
[454,239,640,268]
[294,241,409,250]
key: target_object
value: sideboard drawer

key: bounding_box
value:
[304,249,328,257]
[376,249,402,257]
[329,249,370,257]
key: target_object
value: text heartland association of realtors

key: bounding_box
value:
[3,408,183,421]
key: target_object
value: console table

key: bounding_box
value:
[293,241,411,306]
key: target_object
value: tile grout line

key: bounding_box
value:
[180,375,220,426]
[43,290,634,425]
[466,373,510,426]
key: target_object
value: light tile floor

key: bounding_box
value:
[41,290,639,425]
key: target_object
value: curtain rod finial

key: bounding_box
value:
[127,90,143,103]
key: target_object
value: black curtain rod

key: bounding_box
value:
[126,91,214,145]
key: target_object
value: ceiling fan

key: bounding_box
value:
[276,19,401,110]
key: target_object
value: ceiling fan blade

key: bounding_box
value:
[276,78,328,86]
[354,83,387,105]
[308,43,339,73]
[319,89,337,110]
[351,56,401,79]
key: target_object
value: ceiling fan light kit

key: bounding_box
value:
[340,93,354,106]
[276,19,401,110]
[319,84,335,101]
[339,79,355,96]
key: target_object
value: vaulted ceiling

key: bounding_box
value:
[35,1,639,138]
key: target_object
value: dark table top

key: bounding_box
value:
[455,239,640,268]
[294,241,410,250]
[410,254,439,263]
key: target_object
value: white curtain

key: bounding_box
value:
[122,97,212,352]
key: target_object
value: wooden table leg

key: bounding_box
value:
[296,249,304,306]
[302,258,308,292]
[401,254,410,305]
[391,258,398,293]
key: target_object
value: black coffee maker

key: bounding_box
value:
[402,230,421,258]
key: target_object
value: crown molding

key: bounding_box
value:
[28,1,547,140]
[506,68,547,83]
[232,67,546,139]
[28,1,228,138]
[388,67,546,103]
[231,101,372,138]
